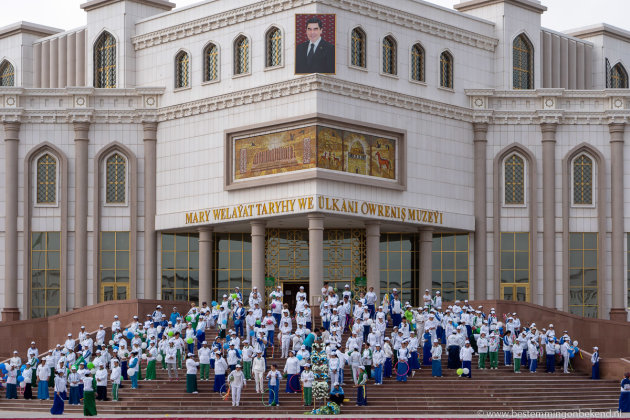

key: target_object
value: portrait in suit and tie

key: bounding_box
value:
[295,15,336,74]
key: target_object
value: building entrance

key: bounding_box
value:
[282,282,309,310]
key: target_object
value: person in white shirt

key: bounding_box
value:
[372,343,385,385]
[249,287,263,309]
[300,364,315,406]
[112,315,121,332]
[64,333,76,353]
[528,339,539,373]
[165,341,178,380]
[227,364,246,406]
[198,341,212,381]
[213,352,228,393]
[68,366,81,405]
[365,287,377,319]
[110,359,121,401]
[283,351,301,394]
[460,340,474,378]
[477,332,489,369]
[95,364,108,401]
[9,350,21,368]
[266,364,282,406]
[27,342,39,362]
[82,372,97,416]
[432,291,442,310]
[280,321,292,358]
[37,359,51,400]
[95,325,106,350]
[430,339,443,377]
[252,351,266,393]
[185,353,199,394]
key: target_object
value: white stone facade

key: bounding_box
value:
[0,0,629,321]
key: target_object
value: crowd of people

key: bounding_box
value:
[1,283,628,414]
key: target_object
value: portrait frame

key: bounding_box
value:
[294,14,336,75]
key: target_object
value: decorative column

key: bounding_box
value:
[419,228,433,301]
[143,122,158,299]
[609,122,627,321]
[2,122,20,321]
[74,121,89,309]
[198,228,213,305]
[473,122,488,300]
[541,123,557,309]
[365,222,380,298]
[251,221,266,306]
[308,214,324,308]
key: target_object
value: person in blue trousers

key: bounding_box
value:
[619,372,630,413]
[591,346,600,379]
[266,364,281,406]
[128,351,139,389]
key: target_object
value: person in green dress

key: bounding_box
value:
[185,353,199,394]
[300,363,314,406]
[82,372,97,416]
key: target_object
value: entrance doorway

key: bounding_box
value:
[282,283,308,310]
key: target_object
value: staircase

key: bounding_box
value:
[0,323,620,415]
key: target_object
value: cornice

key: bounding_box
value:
[0,109,159,124]
[156,74,474,123]
[474,110,630,125]
[132,0,498,52]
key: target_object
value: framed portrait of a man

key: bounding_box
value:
[295,14,336,74]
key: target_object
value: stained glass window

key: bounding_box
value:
[94,32,116,88]
[504,154,525,205]
[175,51,190,88]
[204,43,219,82]
[234,36,250,75]
[214,233,252,300]
[350,28,366,68]
[36,153,56,204]
[106,153,126,204]
[265,27,282,68]
[382,36,397,75]
[411,44,425,82]
[611,63,628,89]
[0,60,15,86]
[573,154,593,205]
[440,51,453,88]
[513,34,533,90]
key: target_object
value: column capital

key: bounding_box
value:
[307,213,325,230]
[540,122,557,142]
[365,221,380,237]
[472,122,488,142]
[609,122,626,142]
[3,121,21,140]
[198,226,213,235]
[73,121,90,140]
[251,220,266,236]
[143,121,158,141]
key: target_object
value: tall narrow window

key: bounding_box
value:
[175,51,190,88]
[611,63,628,89]
[380,233,420,306]
[94,32,116,88]
[106,153,126,204]
[513,34,533,89]
[504,154,525,205]
[161,233,199,303]
[265,27,282,67]
[382,36,397,75]
[100,232,130,302]
[234,36,250,75]
[31,232,61,318]
[37,153,57,204]
[432,233,469,301]
[573,154,593,205]
[440,51,453,88]
[350,28,366,68]
[203,43,219,82]
[0,60,15,86]
[500,232,530,302]
[569,233,598,318]
[411,43,425,82]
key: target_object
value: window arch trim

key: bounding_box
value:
[349,26,367,69]
[512,32,534,90]
[502,152,527,207]
[233,34,251,76]
[381,34,398,76]
[264,25,284,69]
[0,58,16,87]
[104,151,129,206]
[93,30,117,89]
[202,41,220,83]
[439,50,454,89]
[409,41,426,83]
[611,62,629,89]
[174,49,191,89]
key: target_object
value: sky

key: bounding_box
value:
[1,0,629,33]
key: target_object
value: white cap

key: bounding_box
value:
[99,324,104,328]
[114,315,118,318]
[31,341,36,345]
[67,333,72,336]
[392,288,398,292]
[593,346,598,350]
[81,325,85,329]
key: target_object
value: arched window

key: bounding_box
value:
[36,153,57,204]
[94,32,116,88]
[203,43,219,82]
[350,28,366,68]
[440,51,453,88]
[513,34,533,89]
[611,63,628,88]
[175,51,190,88]
[234,36,250,75]
[0,60,15,86]
[265,27,282,67]
[573,154,593,205]
[411,43,425,82]
[504,154,525,205]
[382,36,397,75]
[106,153,126,204]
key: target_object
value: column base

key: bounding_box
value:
[609,308,628,322]
[1,308,20,322]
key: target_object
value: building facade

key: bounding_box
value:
[0,0,629,321]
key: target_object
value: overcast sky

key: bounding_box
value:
[1,0,629,33]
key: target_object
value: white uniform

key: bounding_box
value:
[252,356,266,393]
[228,370,246,406]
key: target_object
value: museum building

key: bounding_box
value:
[0,0,630,322]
